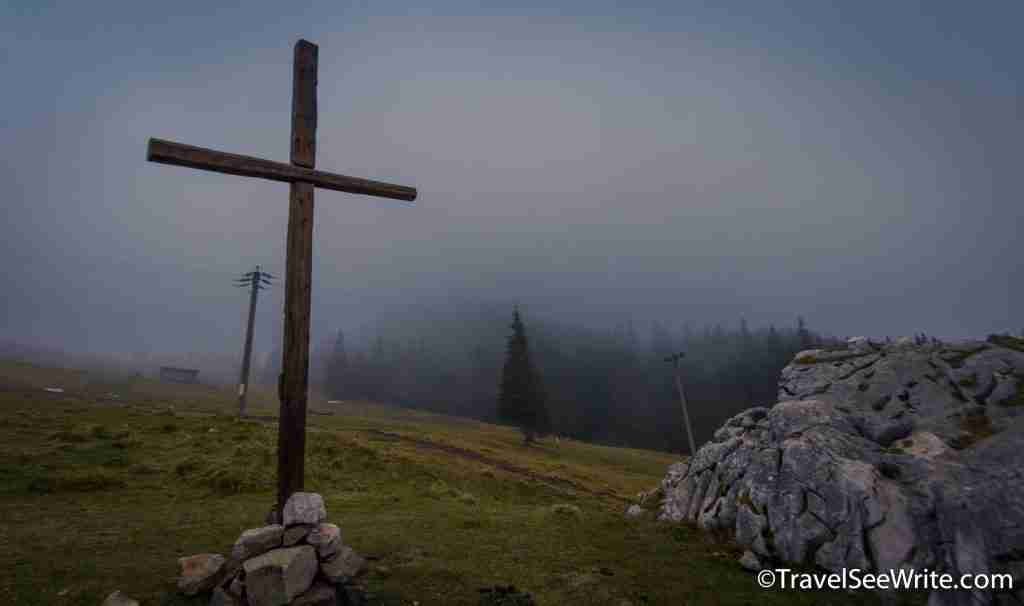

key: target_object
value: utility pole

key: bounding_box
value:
[665,352,697,457]
[235,265,275,417]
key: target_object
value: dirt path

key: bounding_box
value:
[362,428,630,504]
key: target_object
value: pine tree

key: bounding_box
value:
[327,329,348,399]
[797,316,813,349]
[498,308,549,444]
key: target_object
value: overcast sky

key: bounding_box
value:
[2,1,1021,357]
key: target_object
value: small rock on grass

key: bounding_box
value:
[292,581,338,606]
[340,584,368,606]
[624,504,644,518]
[549,503,582,517]
[209,586,243,606]
[478,585,537,606]
[228,576,244,598]
[177,553,227,595]
[321,545,367,583]
[739,550,763,572]
[101,591,140,606]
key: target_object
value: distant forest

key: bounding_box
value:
[263,304,838,454]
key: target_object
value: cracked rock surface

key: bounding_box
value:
[659,336,1024,606]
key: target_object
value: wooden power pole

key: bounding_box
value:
[145,39,417,520]
[665,352,697,456]
[235,265,274,417]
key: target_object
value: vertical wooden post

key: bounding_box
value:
[238,265,260,417]
[277,39,318,518]
[672,359,697,457]
[666,353,697,457]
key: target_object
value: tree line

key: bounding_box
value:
[263,304,835,453]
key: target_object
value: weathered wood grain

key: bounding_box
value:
[291,40,318,168]
[277,181,314,517]
[146,138,417,202]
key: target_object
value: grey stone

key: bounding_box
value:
[283,492,327,527]
[660,338,1024,606]
[283,524,314,546]
[231,524,284,560]
[624,504,644,518]
[228,576,244,599]
[244,545,318,606]
[177,553,227,596]
[209,587,243,606]
[307,523,343,559]
[341,584,368,606]
[321,545,367,584]
[847,336,875,353]
[292,581,338,606]
[101,591,140,606]
[738,550,762,572]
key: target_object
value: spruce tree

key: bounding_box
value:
[797,316,813,349]
[498,308,549,444]
[327,329,347,399]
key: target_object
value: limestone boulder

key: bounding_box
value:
[738,551,762,572]
[660,336,1024,606]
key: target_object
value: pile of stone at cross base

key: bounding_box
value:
[175,492,368,606]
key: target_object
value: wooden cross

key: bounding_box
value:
[145,39,417,518]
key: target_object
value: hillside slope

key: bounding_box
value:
[0,359,900,605]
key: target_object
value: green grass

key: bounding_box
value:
[0,359,906,605]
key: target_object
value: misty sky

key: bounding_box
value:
[2,1,1022,358]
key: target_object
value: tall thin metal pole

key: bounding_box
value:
[238,265,261,417]
[667,353,697,456]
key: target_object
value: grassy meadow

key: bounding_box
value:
[0,359,914,605]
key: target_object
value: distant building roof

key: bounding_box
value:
[159,366,200,383]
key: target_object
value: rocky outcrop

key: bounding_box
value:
[659,336,1024,605]
[176,492,367,606]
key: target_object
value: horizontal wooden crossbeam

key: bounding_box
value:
[147,138,417,202]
